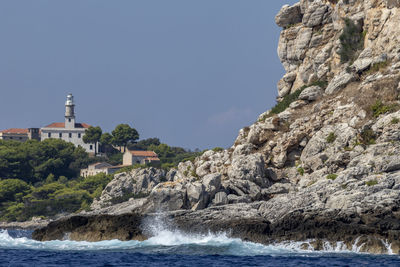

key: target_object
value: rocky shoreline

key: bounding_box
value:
[32,0,400,255]
[32,200,400,254]
[0,218,52,230]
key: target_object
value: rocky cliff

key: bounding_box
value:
[34,0,400,254]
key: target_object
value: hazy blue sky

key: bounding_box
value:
[0,0,298,150]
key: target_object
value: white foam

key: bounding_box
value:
[0,228,394,256]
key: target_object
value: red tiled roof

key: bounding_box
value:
[44,122,91,129]
[0,128,29,134]
[128,150,158,157]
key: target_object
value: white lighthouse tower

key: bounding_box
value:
[65,93,75,129]
[41,93,96,154]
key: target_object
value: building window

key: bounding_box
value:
[90,145,93,150]
[48,133,51,138]
[59,133,62,138]
[68,118,71,122]
[10,137,13,139]
[19,137,22,140]
[78,133,81,138]
[69,133,72,138]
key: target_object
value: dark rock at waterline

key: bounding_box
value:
[32,214,146,242]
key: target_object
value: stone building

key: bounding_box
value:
[0,128,40,141]
[80,162,122,178]
[123,150,160,165]
[41,94,97,154]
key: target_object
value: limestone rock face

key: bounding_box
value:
[146,181,188,212]
[275,3,302,28]
[91,167,165,210]
[228,153,268,187]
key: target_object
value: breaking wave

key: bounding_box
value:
[0,219,395,256]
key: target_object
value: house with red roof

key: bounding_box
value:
[40,94,97,154]
[123,149,160,165]
[0,128,40,142]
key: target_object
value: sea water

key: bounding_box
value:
[0,227,399,266]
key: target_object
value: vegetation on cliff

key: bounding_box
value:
[0,135,203,221]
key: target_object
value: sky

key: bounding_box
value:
[0,0,298,150]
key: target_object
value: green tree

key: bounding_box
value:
[338,18,364,63]
[0,179,30,202]
[83,126,102,155]
[100,133,113,145]
[111,124,139,150]
[128,138,160,151]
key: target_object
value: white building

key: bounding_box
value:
[80,162,122,177]
[0,128,40,142]
[123,150,160,165]
[41,94,97,154]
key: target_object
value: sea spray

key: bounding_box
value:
[0,227,395,256]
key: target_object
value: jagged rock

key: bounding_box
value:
[227,194,251,204]
[289,100,307,109]
[91,167,165,210]
[275,3,302,28]
[277,78,292,97]
[298,85,323,101]
[226,179,262,200]
[202,173,221,199]
[385,0,400,9]
[302,2,329,27]
[228,153,269,187]
[261,183,291,196]
[301,123,357,172]
[186,182,208,209]
[213,192,228,206]
[146,181,188,212]
[352,48,374,73]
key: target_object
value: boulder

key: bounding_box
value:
[298,85,323,101]
[352,48,373,73]
[202,173,222,199]
[275,3,302,28]
[325,71,355,94]
[146,181,188,211]
[228,153,269,187]
[186,182,208,209]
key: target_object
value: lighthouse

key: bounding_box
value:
[65,93,75,129]
[40,94,96,154]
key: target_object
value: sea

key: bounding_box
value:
[1,227,399,267]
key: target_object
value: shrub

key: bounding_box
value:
[338,18,364,63]
[191,169,199,179]
[365,180,378,186]
[297,167,305,176]
[365,60,389,75]
[371,100,397,118]
[270,80,328,115]
[327,174,338,180]
[326,132,337,143]
[391,117,400,124]
[270,89,304,114]
[360,127,376,145]
[212,147,224,153]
